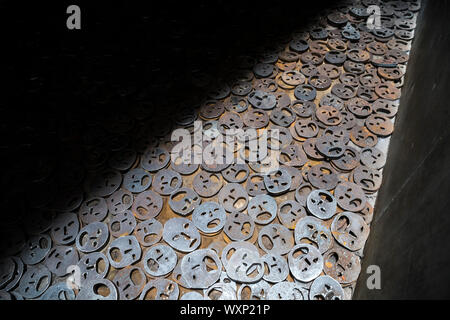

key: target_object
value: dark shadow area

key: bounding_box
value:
[354,0,450,299]
[0,1,342,257]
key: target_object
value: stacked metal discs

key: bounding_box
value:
[0,0,420,300]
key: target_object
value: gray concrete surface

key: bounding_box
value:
[354,0,450,299]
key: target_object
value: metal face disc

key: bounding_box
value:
[113,266,146,300]
[0,258,15,288]
[192,202,227,234]
[218,183,249,212]
[294,216,333,254]
[267,281,304,300]
[152,168,182,196]
[291,100,316,118]
[221,241,259,270]
[248,90,277,110]
[360,147,387,169]
[246,173,268,196]
[331,147,361,172]
[223,211,255,241]
[44,246,79,277]
[315,135,346,159]
[77,252,110,283]
[258,223,294,255]
[308,163,338,190]
[323,246,361,284]
[204,282,237,300]
[109,210,137,238]
[20,234,52,265]
[294,118,319,138]
[162,217,201,253]
[248,194,277,225]
[352,165,383,192]
[278,200,307,230]
[309,275,344,300]
[169,187,201,216]
[51,212,80,245]
[307,189,337,220]
[263,169,292,195]
[288,244,323,282]
[123,168,152,193]
[17,265,51,299]
[181,249,222,289]
[40,282,76,300]
[331,212,370,251]
[193,170,223,198]
[76,222,109,253]
[334,181,367,212]
[237,280,271,300]
[139,278,179,300]
[295,183,313,207]
[242,108,269,129]
[79,197,108,224]
[107,235,142,269]
[180,291,204,300]
[262,254,289,283]
[134,218,163,247]
[3,256,24,291]
[222,164,249,183]
[225,248,264,283]
[76,278,118,300]
[279,145,307,167]
[140,147,170,172]
[131,190,163,220]
[143,244,177,277]
[107,189,133,215]
[88,169,122,197]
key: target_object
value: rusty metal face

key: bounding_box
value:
[162,217,201,253]
[3,256,24,291]
[307,189,337,220]
[353,165,383,192]
[350,125,378,148]
[288,244,323,282]
[141,147,170,172]
[76,221,109,253]
[295,216,333,254]
[294,84,317,101]
[243,108,269,129]
[323,246,361,284]
[308,163,338,190]
[129,189,162,220]
[360,146,387,169]
[309,275,344,300]
[335,181,367,212]
[331,212,370,251]
[261,253,289,283]
[107,235,141,269]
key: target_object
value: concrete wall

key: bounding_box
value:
[354,0,450,299]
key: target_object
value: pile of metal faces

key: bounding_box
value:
[0,0,421,300]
